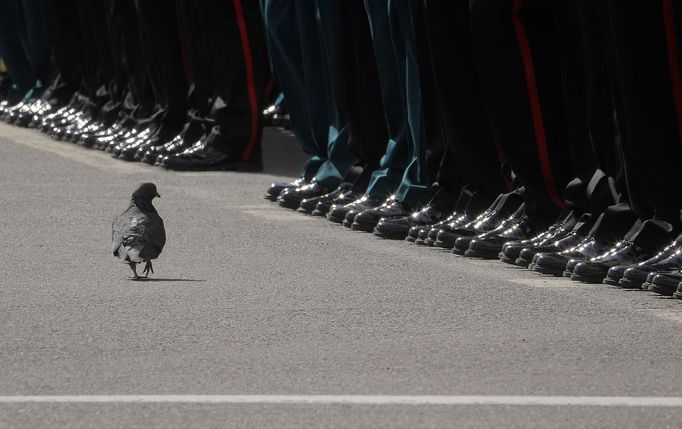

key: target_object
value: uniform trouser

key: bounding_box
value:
[43,0,82,106]
[76,0,116,117]
[340,0,390,195]
[176,0,213,132]
[0,0,51,98]
[364,0,434,207]
[550,0,622,216]
[177,0,268,161]
[578,1,622,186]
[470,0,573,223]
[264,0,356,187]
[422,0,506,202]
[134,0,189,142]
[605,0,682,231]
[413,0,455,196]
[107,0,158,128]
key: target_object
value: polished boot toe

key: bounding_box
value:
[517,228,588,268]
[278,182,326,210]
[120,136,158,161]
[650,272,682,296]
[160,141,262,172]
[571,240,655,284]
[410,226,432,244]
[374,216,413,240]
[327,196,365,224]
[500,212,581,266]
[297,185,350,214]
[338,196,387,227]
[465,214,542,260]
[618,266,657,289]
[602,265,629,286]
[641,271,659,291]
[532,234,614,277]
[533,252,573,277]
[375,204,453,240]
[673,281,682,299]
[424,227,442,246]
[432,214,479,249]
[265,178,307,201]
[352,200,411,232]
[571,260,610,283]
[312,190,358,216]
[617,242,682,288]
[516,247,539,268]
[406,207,461,244]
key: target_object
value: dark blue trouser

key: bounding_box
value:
[364,0,434,207]
[0,0,51,101]
[263,0,356,189]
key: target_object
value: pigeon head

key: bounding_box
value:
[131,183,160,207]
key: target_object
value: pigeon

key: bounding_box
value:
[112,183,166,280]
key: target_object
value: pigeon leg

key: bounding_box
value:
[128,262,140,280]
[142,260,154,277]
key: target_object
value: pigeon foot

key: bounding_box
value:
[128,262,141,280]
[142,260,154,277]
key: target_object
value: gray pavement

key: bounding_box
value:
[1,122,682,428]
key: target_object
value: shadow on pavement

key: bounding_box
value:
[132,278,207,282]
[261,127,308,178]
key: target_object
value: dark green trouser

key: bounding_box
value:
[0,0,51,101]
[364,0,434,207]
[263,0,357,190]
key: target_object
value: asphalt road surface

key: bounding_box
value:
[1,122,682,428]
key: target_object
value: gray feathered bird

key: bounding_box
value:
[112,183,166,279]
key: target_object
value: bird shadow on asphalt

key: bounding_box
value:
[131,278,206,282]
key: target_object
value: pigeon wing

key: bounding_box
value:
[112,209,133,258]
[112,206,150,263]
[139,213,165,261]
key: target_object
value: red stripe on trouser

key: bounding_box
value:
[662,0,682,145]
[510,0,564,208]
[232,0,260,161]
[175,0,191,86]
[265,76,275,101]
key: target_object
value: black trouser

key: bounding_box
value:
[422,0,506,202]
[605,0,682,230]
[134,0,189,141]
[43,0,82,106]
[575,0,624,191]
[550,0,623,216]
[412,0,451,193]
[470,0,573,223]
[76,0,115,117]
[110,0,156,128]
[74,0,153,125]
[341,0,389,192]
[178,0,268,161]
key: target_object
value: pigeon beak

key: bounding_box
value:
[155,192,161,198]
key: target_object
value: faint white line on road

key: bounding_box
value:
[2,396,682,406]
[0,122,147,173]
[509,278,576,288]
[643,309,682,324]
[238,205,309,221]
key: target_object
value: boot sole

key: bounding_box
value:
[533,265,564,277]
[618,277,644,289]
[464,248,500,259]
[650,283,676,296]
[570,273,605,284]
